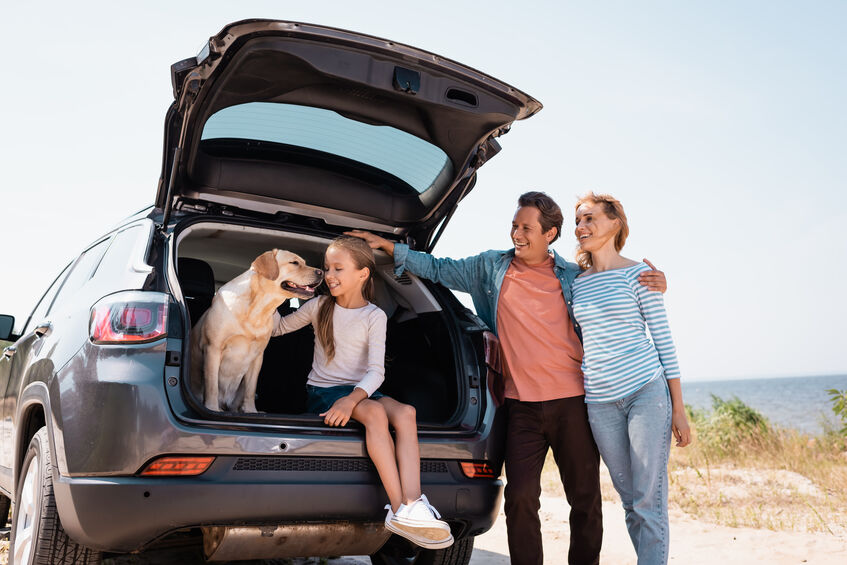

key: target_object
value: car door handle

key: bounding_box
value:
[34,321,53,338]
[2,345,15,359]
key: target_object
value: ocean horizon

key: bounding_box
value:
[681,373,847,435]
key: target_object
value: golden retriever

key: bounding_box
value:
[189,249,323,412]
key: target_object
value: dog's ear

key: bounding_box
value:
[251,250,280,281]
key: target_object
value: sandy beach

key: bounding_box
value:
[3,492,846,564]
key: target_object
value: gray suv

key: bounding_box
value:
[0,19,540,565]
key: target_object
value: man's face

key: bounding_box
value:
[511,206,556,265]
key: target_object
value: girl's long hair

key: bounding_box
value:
[315,236,376,362]
[575,192,629,269]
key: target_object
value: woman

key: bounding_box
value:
[571,192,690,565]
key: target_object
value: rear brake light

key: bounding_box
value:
[90,291,168,344]
[460,461,497,479]
[140,456,215,476]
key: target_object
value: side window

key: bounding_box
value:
[92,225,146,283]
[22,263,72,335]
[48,238,111,315]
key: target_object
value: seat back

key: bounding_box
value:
[177,257,216,327]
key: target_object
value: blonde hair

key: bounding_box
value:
[575,192,629,269]
[315,236,376,362]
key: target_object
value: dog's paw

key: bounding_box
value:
[240,403,260,413]
[204,400,220,412]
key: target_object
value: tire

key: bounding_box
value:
[370,536,474,565]
[1,492,11,527]
[9,427,101,565]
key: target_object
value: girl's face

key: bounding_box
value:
[575,201,619,253]
[324,246,369,299]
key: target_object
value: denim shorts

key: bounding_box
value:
[306,384,383,414]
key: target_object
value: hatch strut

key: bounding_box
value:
[158,71,203,233]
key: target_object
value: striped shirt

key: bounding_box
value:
[572,262,681,403]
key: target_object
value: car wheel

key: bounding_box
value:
[1,491,11,525]
[9,427,102,565]
[370,536,474,565]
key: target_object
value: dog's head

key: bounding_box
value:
[251,249,324,300]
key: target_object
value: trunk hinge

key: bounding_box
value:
[158,70,203,234]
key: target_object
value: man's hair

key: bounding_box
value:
[518,191,564,243]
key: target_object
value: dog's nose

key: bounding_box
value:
[315,269,323,277]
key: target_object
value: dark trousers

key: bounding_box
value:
[504,396,602,565]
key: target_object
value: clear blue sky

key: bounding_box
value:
[1,1,845,381]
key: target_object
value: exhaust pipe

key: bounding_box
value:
[202,523,390,561]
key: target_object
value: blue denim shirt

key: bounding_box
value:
[393,243,583,339]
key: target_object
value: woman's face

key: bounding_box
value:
[324,246,369,298]
[575,202,619,253]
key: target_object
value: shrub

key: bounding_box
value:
[827,388,847,435]
[694,395,774,457]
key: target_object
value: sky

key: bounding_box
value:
[1,1,845,381]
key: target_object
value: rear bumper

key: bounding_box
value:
[52,456,503,552]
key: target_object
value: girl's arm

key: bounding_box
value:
[271,296,320,337]
[321,308,387,427]
[355,308,387,396]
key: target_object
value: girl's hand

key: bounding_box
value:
[672,409,691,447]
[320,396,358,427]
[638,259,667,293]
[344,230,394,255]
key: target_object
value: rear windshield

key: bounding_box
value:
[201,102,452,194]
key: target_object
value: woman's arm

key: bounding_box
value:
[667,378,691,447]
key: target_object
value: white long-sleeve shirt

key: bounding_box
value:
[271,296,387,396]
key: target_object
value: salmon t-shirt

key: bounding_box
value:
[496,256,584,401]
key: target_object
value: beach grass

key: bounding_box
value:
[541,396,847,535]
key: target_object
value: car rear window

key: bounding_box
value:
[201,102,452,194]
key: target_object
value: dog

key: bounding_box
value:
[189,249,323,413]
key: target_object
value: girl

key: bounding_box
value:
[271,236,453,550]
[571,193,690,565]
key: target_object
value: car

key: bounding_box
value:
[0,18,540,565]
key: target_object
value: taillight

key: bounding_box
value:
[460,461,497,479]
[90,291,169,344]
[139,456,215,476]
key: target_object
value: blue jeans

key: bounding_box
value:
[587,377,672,565]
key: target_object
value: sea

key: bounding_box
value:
[681,374,847,435]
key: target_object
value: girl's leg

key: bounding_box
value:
[351,399,403,511]
[377,396,421,504]
[626,377,673,565]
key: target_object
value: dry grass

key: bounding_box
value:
[541,398,847,536]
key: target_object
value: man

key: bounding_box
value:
[348,191,666,565]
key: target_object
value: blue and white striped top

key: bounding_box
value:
[571,262,681,403]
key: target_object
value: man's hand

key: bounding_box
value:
[344,230,394,256]
[320,395,359,427]
[638,258,667,293]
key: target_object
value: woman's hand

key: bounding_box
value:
[672,409,691,447]
[638,258,667,293]
[344,230,394,256]
[321,396,358,427]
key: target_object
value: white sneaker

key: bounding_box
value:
[391,495,453,546]
[384,501,454,549]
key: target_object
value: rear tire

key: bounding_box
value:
[1,492,11,527]
[370,535,474,565]
[9,427,101,565]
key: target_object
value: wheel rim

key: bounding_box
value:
[14,455,39,565]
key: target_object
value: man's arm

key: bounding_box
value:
[345,230,486,294]
[638,258,667,293]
